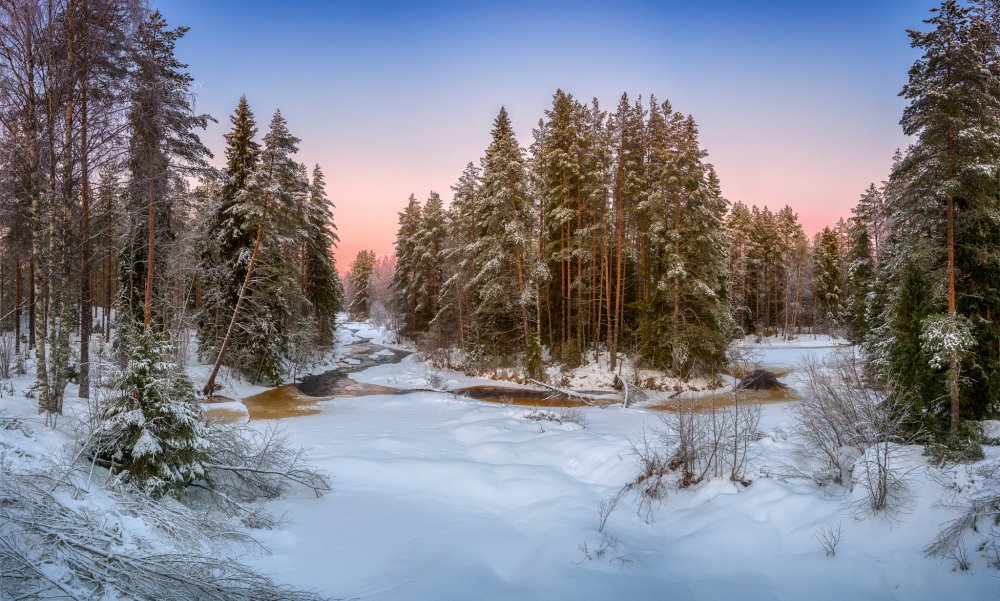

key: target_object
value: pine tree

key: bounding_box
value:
[854,183,886,263]
[813,227,842,333]
[726,201,754,334]
[470,107,532,357]
[389,194,422,336]
[844,221,875,342]
[607,93,646,370]
[349,250,377,320]
[775,206,807,338]
[302,164,343,344]
[536,89,584,359]
[894,0,1000,431]
[120,10,211,331]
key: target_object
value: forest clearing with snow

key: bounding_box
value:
[4,0,1000,598]
[2,318,1000,600]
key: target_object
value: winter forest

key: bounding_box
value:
[2,1,1000,600]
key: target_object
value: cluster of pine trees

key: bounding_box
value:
[852,0,1000,437]
[0,1,343,428]
[388,91,858,378]
[726,203,851,339]
[387,0,1000,441]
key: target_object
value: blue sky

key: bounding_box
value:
[161,0,928,264]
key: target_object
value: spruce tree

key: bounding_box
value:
[349,250,377,320]
[471,107,532,357]
[302,164,344,344]
[414,191,446,333]
[96,326,207,497]
[202,111,304,389]
[813,227,842,333]
[845,221,874,342]
[389,194,422,336]
[432,163,480,350]
[199,96,260,354]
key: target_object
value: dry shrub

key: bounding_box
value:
[794,349,914,514]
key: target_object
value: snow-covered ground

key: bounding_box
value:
[240,333,996,601]
[2,325,999,600]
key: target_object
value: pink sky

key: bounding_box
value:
[166,0,918,273]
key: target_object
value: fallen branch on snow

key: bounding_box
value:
[613,375,649,408]
[527,379,606,406]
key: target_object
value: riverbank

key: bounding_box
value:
[229,326,997,600]
[3,322,997,600]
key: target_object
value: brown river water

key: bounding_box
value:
[203,330,797,421]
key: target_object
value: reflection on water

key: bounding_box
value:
[204,380,408,421]
[453,386,620,408]
[241,386,326,420]
[648,387,798,412]
[204,406,249,423]
[203,380,799,421]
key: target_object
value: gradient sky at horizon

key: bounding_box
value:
[161,0,929,270]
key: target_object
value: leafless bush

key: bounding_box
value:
[198,423,331,527]
[618,398,761,522]
[660,396,762,486]
[622,429,671,522]
[522,408,587,428]
[948,544,971,571]
[815,522,843,557]
[0,467,327,601]
[597,494,622,533]
[794,349,914,514]
[855,432,912,516]
[426,369,447,391]
[794,351,881,473]
[578,533,631,566]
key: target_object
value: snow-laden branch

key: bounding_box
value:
[0,467,329,601]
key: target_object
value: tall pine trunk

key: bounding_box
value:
[79,69,91,397]
[946,122,959,434]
